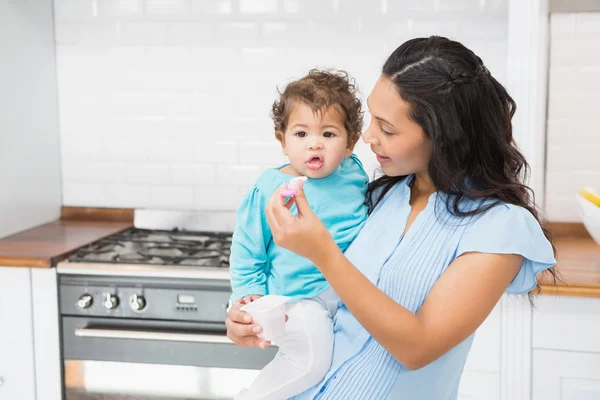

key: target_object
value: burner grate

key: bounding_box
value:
[67,228,232,268]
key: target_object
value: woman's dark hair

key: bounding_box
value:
[366,36,557,293]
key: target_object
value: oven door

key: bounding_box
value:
[62,316,277,400]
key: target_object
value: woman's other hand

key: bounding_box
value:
[225,296,270,349]
[265,180,341,266]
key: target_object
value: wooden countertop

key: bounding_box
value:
[0,209,598,298]
[539,223,600,298]
[0,207,133,268]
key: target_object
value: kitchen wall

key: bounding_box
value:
[55,0,509,210]
[545,11,600,221]
[0,1,62,238]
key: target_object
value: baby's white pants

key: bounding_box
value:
[235,288,339,400]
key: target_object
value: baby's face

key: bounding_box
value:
[279,103,353,179]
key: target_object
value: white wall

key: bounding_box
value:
[55,0,509,210]
[0,1,62,238]
[545,12,600,221]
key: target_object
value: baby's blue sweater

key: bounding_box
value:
[229,154,369,302]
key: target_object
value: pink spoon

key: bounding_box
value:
[281,176,308,197]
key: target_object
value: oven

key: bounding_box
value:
[56,215,276,400]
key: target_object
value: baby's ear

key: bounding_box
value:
[345,133,359,155]
[276,131,287,154]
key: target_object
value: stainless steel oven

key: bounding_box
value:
[57,215,276,400]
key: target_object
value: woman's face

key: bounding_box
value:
[363,76,433,177]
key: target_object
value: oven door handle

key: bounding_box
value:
[75,327,233,344]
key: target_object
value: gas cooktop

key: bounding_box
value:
[68,228,232,268]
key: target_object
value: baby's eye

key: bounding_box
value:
[323,131,335,138]
[295,131,307,138]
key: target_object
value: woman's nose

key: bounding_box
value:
[362,125,377,145]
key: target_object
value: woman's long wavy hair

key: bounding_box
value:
[366,36,557,293]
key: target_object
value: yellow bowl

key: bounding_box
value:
[575,194,600,245]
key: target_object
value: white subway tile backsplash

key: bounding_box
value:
[54,23,80,45]
[550,13,575,36]
[96,1,144,19]
[146,0,189,16]
[150,185,195,209]
[484,0,508,12]
[196,141,238,164]
[550,37,600,66]
[547,145,600,172]
[337,0,384,16]
[214,22,261,45]
[546,13,600,222]
[54,0,96,21]
[68,161,128,183]
[437,0,482,12]
[146,139,195,162]
[544,196,581,222]
[282,0,334,15]
[56,0,510,211]
[105,184,151,208]
[191,0,233,16]
[262,22,309,45]
[104,140,148,162]
[171,164,217,185]
[457,19,507,39]
[63,182,107,206]
[239,141,286,165]
[546,171,600,198]
[575,12,600,34]
[412,19,459,38]
[217,165,263,186]
[387,0,436,13]
[240,0,278,14]
[166,23,214,46]
[127,163,171,184]
[194,186,245,210]
[548,90,599,119]
[78,23,120,46]
[119,23,167,46]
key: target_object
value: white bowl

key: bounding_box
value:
[575,195,600,245]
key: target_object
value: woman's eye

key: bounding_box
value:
[323,131,335,138]
[295,131,307,138]
[382,128,394,136]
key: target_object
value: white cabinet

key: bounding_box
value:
[458,303,502,400]
[0,267,61,400]
[531,295,600,400]
[532,295,600,353]
[532,350,600,400]
[0,268,36,400]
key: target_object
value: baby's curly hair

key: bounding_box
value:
[271,69,363,147]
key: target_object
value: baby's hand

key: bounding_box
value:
[241,294,263,305]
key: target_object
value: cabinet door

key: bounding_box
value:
[0,268,36,400]
[458,303,502,400]
[532,349,600,400]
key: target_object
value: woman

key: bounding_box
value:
[226,36,556,399]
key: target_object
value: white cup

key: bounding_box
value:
[240,295,290,341]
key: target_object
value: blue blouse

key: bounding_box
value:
[292,175,556,400]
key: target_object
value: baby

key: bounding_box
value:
[230,69,369,400]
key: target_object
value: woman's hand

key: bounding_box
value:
[225,296,271,349]
[265,180,341,266]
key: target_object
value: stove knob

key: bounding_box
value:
[77,294,93,309]
[104,293,119,309]
[130,294,146,311]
